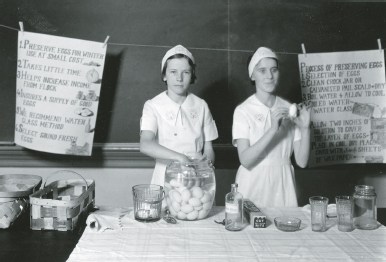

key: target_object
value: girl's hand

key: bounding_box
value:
[270,107,289,131]
[293,103,311,129]
[175,154,190,164]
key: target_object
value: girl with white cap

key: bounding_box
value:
[232,47,311,207]
[140,45,218,187]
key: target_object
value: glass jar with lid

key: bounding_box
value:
[164,153,216,221]
[353,185,377,230]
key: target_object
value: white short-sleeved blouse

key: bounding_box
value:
[141,91,218,186]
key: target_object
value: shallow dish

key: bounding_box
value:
[274,216,301,232]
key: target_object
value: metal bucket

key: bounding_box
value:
[132,184,164,222]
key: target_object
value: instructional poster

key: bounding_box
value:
[299,50,386,167]
[15,31,106,155]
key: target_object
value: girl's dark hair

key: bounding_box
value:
[161,54,197,84]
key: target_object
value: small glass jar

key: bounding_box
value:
[353,185,377,230]
[164,154,216,221]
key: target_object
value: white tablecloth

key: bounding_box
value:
[67,206,386,262]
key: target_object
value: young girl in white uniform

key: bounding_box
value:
[232,47,311,207]
[140,45,218,187]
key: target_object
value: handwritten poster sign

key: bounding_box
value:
[15,32,106,155]
[299,50,386,167]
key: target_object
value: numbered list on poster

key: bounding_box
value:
[15,32,106,155]
[299,50,386,167]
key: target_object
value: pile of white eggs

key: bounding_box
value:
[165,178,214,220]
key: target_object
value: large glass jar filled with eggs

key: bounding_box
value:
[164,153,216,221]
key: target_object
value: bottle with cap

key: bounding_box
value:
[225,183,243,231]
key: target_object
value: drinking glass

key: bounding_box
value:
[309,196,329,232]
[335,196,354,232]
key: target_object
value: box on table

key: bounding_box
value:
[29,170,95,231]
[243,199,266,228]
[0,174,42,228]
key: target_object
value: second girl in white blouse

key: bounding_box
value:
[232,47,311,207]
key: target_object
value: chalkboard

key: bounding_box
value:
[1,1,386,145]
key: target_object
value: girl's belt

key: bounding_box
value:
[256,157,291,166]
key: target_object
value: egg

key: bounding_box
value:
[168,190,176,201]
[180,204,194,214]
[177,186,188,194]
[289,103,297,118]
[202,183,215,194]
[192,186,204,199]
[181,189,192,202]
[169,206,178,217]
[172,191,182,203]
[200,192,212,204]
[170,179,182,188]
[187,210,199,220]
[194,179,201,187]
[172,201,181,212]
[177,211,187,220]
[203,201,212,210]
[188,197,202,207]
[194,204,203,211]
[198,209,208,219]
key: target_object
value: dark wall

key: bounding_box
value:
[1,1,386,145]
[1,0,386,224]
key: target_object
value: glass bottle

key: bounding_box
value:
[225,183,243,231]
[353,185,377,230]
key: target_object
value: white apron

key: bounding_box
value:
[232,95,301,207]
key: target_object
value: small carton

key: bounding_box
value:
[243,199,266,228]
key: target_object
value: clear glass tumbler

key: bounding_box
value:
[132,184,164,222]
[335,196,354,232]
[309,196,329,232]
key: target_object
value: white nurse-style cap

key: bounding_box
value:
[161,45,195,72]
[248,47,278,78]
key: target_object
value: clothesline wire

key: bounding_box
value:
[108,42,300,54]
[0,24,19,31]
[0,24,301,55]
[9,24,380,54]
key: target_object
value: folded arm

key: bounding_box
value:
[140,130,189,164]
[236,107,288,169]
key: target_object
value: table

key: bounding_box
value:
[67,206,386,262]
